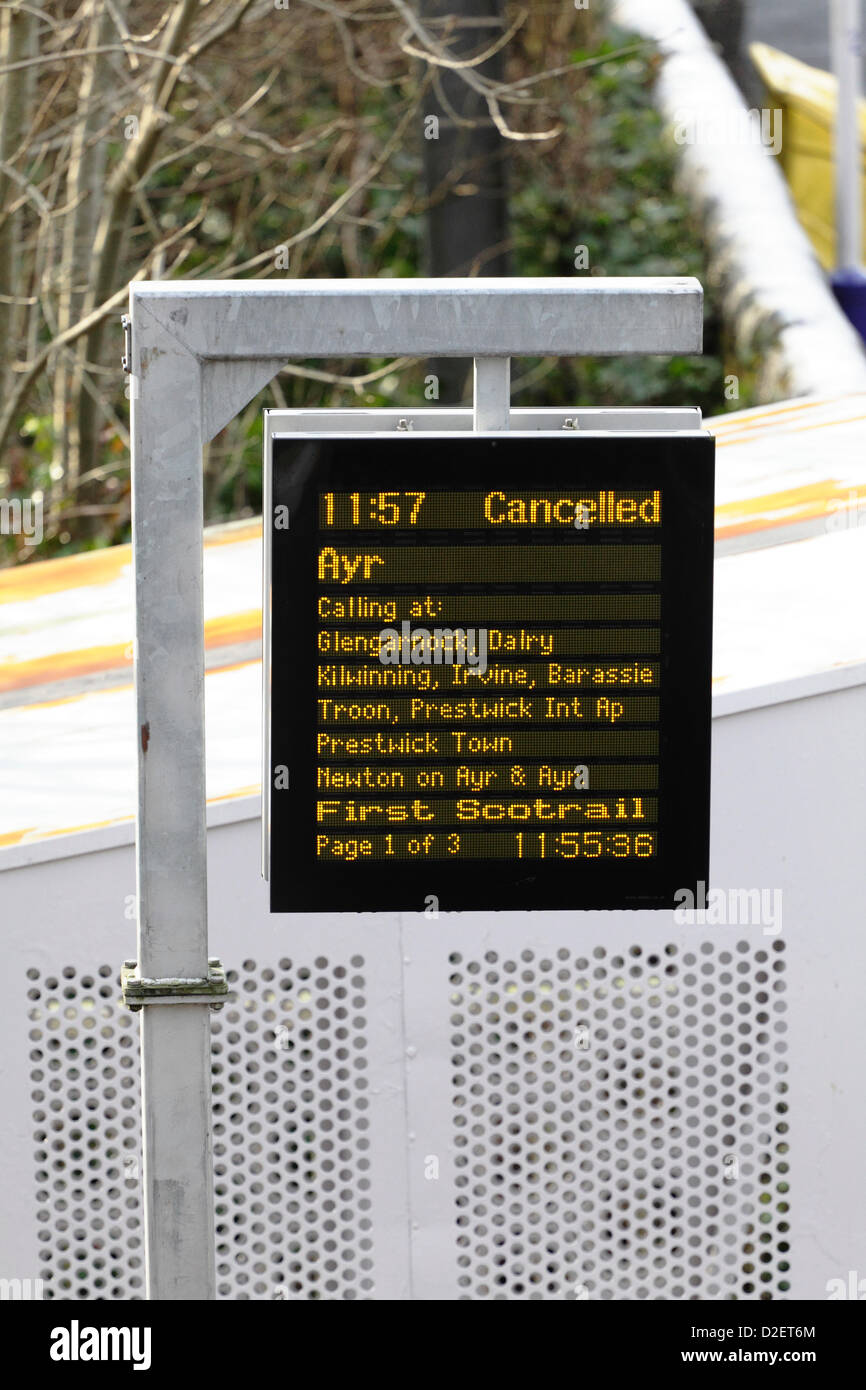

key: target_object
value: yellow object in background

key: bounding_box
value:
[750,41,866,270]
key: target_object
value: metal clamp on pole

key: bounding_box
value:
[121,957,228,1012]
[121,314,132,374]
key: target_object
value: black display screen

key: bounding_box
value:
[268,433,714,912]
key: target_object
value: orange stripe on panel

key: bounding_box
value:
[203,609,262,649]
[0,609,263,695]
[0,827,37,848]
[708,396,837,438]
[0,642,133,694]
[0,521,262,606]
[714,482,866,539]
[0,545,132,604]
[716,408,866,448]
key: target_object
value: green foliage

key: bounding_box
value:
[5,14,751,566]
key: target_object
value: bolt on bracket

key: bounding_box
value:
[121,957,228,1011]
[121,314,131,374]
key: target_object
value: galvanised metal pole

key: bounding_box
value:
[473,357,510,430]
[126,276,703,1299]
[129,312,216,1301]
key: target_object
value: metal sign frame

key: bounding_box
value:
[264,428,714,913]
[261,405,703,881]
[127,276,703,1299]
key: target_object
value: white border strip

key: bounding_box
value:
[612,0,866,397]
[712,659,866,718]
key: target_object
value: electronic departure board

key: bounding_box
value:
[267,433,714,912]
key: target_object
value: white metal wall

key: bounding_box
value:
[1,680,864,1299]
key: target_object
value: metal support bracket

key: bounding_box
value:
[122,957,228,1011]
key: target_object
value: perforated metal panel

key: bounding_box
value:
[446,939,789,1300]
[26,965,144,1300]
[211,955,373,1300]
[23,937,788,1301]
[24,954,374,1302]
